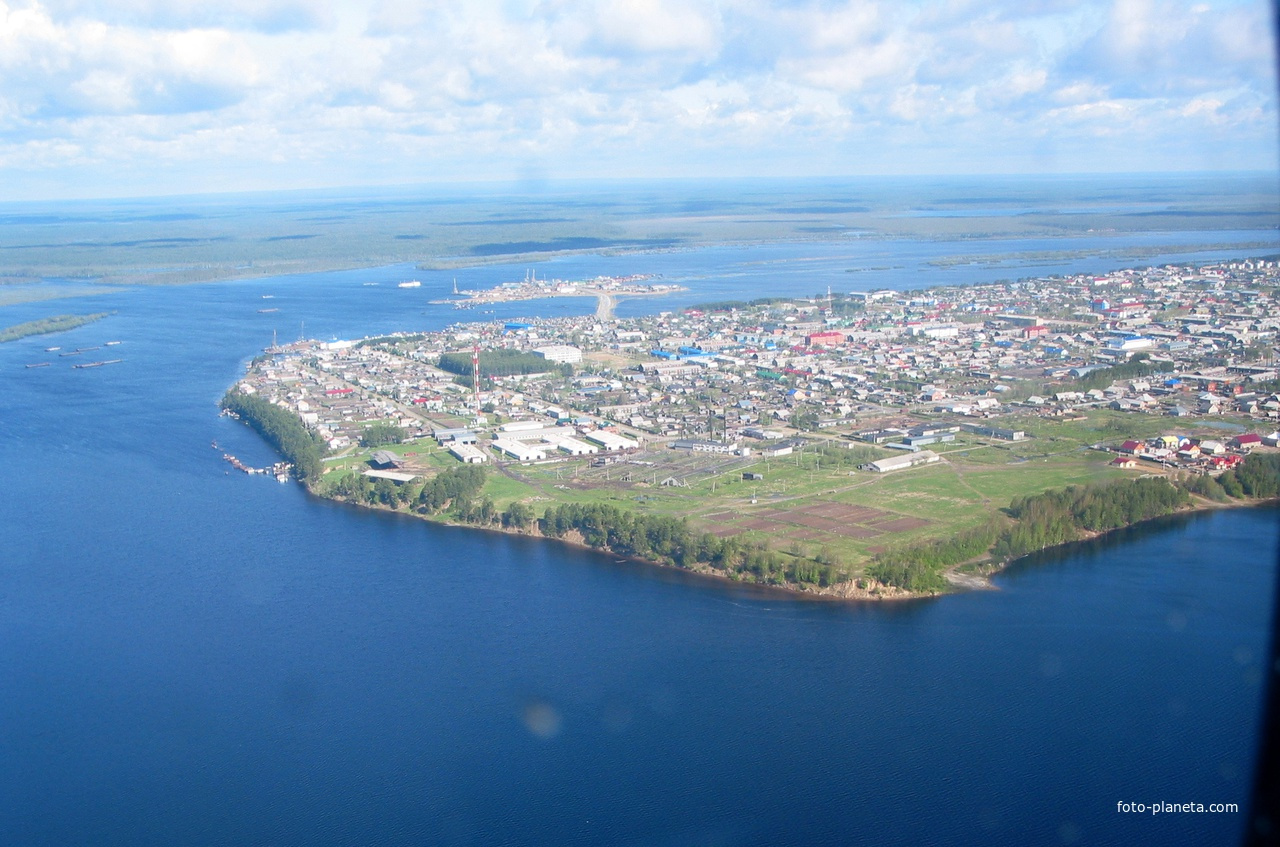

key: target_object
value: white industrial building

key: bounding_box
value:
[500,420,549,433]
[554,437,599,456]
[492,438,548,462]
[860,450,941,473]
[448,443,488,464]
[583,430,639,452]
[533,345,583,364]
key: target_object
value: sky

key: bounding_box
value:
[0,0,1277,201]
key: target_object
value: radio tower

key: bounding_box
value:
[472,344,482,414]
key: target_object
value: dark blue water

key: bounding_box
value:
[1,244,1276,846]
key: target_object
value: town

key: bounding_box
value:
[228,259,1280,594]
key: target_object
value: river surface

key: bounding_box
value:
[1,235,1278,845]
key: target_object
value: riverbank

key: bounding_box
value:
[313,484,926,601]
[302,468,1280,603]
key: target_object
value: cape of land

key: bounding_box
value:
[0,311,110,343]
[223,257,1280,598]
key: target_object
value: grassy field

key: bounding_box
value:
[317,407,1266,578]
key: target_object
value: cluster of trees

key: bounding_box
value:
[416,465,486,513]
[1064,354,1168,394]
[869,476,1197,590]
[867,519,1004,592]
[1186,453,1280,501]
[812,442,882,467]
[360,421,406,447]
[438,350,556,382]
[992,477,1190,561]
[539,502,846,587]
[788,410,821,431]
[220,389,327,483]
[323,464,489,515]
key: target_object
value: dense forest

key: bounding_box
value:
[220,389,328,483]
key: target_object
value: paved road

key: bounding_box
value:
[595,293,616,320]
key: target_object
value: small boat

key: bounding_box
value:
[26,362,51,368]
[261,295,274,299]
[257,308,279,313]
[398,280,421,288]
[105,341,122,346]
[45,346,61,352]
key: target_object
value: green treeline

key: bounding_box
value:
[417,465,486,512]
[326,463,847,588]
[0,311,111,343]
[220,389,327,483]
[869,473,1212,590]
[991,476,1190,560]
[540,502,847,587]
[438,350,555,380]
[1187,452,1280,501]
[867,519,1005,592]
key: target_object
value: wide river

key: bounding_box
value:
[2,236,1277,845]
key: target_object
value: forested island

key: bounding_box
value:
[0,311,111,343]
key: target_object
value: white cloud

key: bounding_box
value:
[0,0,1275,199]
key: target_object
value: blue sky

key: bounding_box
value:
[0,0,1276,200]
